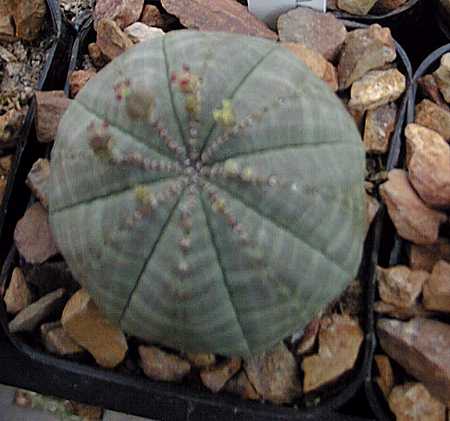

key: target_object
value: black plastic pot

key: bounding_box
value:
[0,17,413,421]
[365,44,450,420]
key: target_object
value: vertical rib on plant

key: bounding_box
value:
[49,31,366,357]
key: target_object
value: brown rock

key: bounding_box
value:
[434,53,450,103]
[124,22,164,43]
[418,75,450,112]
[388,383,446,421]
[296,318,320,355]
[363,103,397,154]
[4,267,33,315]
[374,301,435,320]
[200,358,241,393]
[185,352,216,368]
[64,402,103,420]
[35,91,71,143]
[379,169,446,245]
[8,0,47,41]
[94,0,144,29]
[69,69,96,98]
[410,238,450,271]
[377,318,450,405]
[349,69,406,111]
[374,0,408,12]
[0,178,6,203]
[0,108,27,143]
[282,43,338,91]
[8,288,66,334]
[138,345,191,382]
[88,43,107,68]
[26,158,50,208]
[96,18,134,61]
[140,5,166,29]
[338,24,396,90]
[415,99,450,141]
[366,193,380,232]
[61,289,128,368]
[244,342,302,404]
[302,314,363,393]
[406,123,450,208]
[0,15,15,41]
[0,155,13,176]
[337,0,378,15]
[161,0,276,41]
[374,354,394,398]
[224,370,260,400]
[40,321,83,355]
[14,202,59,264]
[278,8,346,61]
[423,260,450,313]
[377,265,428,308]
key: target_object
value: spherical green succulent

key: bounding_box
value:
[49,30,366,357]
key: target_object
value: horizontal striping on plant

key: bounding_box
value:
[49,30,366,357]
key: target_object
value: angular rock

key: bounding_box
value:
[0,108,27,143]
[410,238,450,271]
[366,192,380,232]
[140,5,166,29]
[94,0,144,29]
[11,0,47,41]
[415,99,450,141]
[8,288,66,334]
[348,69,406,111]
[418,75,450,112]
[185,352,216,368]
[377,265,428,308]
[278,8,347,61]
[96,18,134,61]
[138,345,191,382]
[374,0,408,12]
[302,314,363,393]
[69,69,96,98]
[0,155,12,177]
[0,15,15,41]
[338,24,396,90]
[374,354,394,398]
[388,383,446,421]
[224,370,260,400]
[423,260,450,313]
[434,53,450,103]
[0,178,6,203]
[40,321,83,355]
[88,43,107,68]
[200,357,241,393]
[363,103,397,154]
[337,0,378,15]
[14,202,59,264]
[377,318,450,405]
[26,158,50,208]
[35,91,71,143]
[61,289,128,368]
[161,0,276,41]
[374,301,435,320]
[4,267,33,315]
[406,123,450,208]
[379,169,446,245]
[124,22,164,43]
[296,318,320,355]
[282,43,338,91]
[244,342,302,404]
[64,401,103,420]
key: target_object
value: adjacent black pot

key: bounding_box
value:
[0,15,413,421]
[365,44,450,421]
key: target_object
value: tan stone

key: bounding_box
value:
[244,342,302,404]
[94,0,144,29]
[88,43,107,68]
[406,123,450,208]
[200,358,241,393]
[379,169,446,245]
[349,69,406,111]
[415,99,450,141]
[377,265,428,308]
[5,0,47,41]
[4,267,33,315]
[375,0,408,11]
[296,318,320,355]
[337,0,378,15]
[140,4,169,30]
[418,75,450,112]
[434,53,450,103]
[124,22,164,43]
[61,289,128,368]
[224,370,260,400]
[374,354,394,398]
[26,158,50,208]
[185,352,216,368]
[366,193,380,233]
[69,69,96,98]
[388,383,446,421]
[338,24,396,90]
[0,108,27,143]
[96,18,133,61]
[374,301,435,320]
[302,314,363,393]
[35,91,71,143]
[282,43,338,91]
[138,345,191,382]
[364,103,397,154]
[423,260,450,313]
[40,322,83,355]
[377,318,450,405]
[410,238,450,271]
